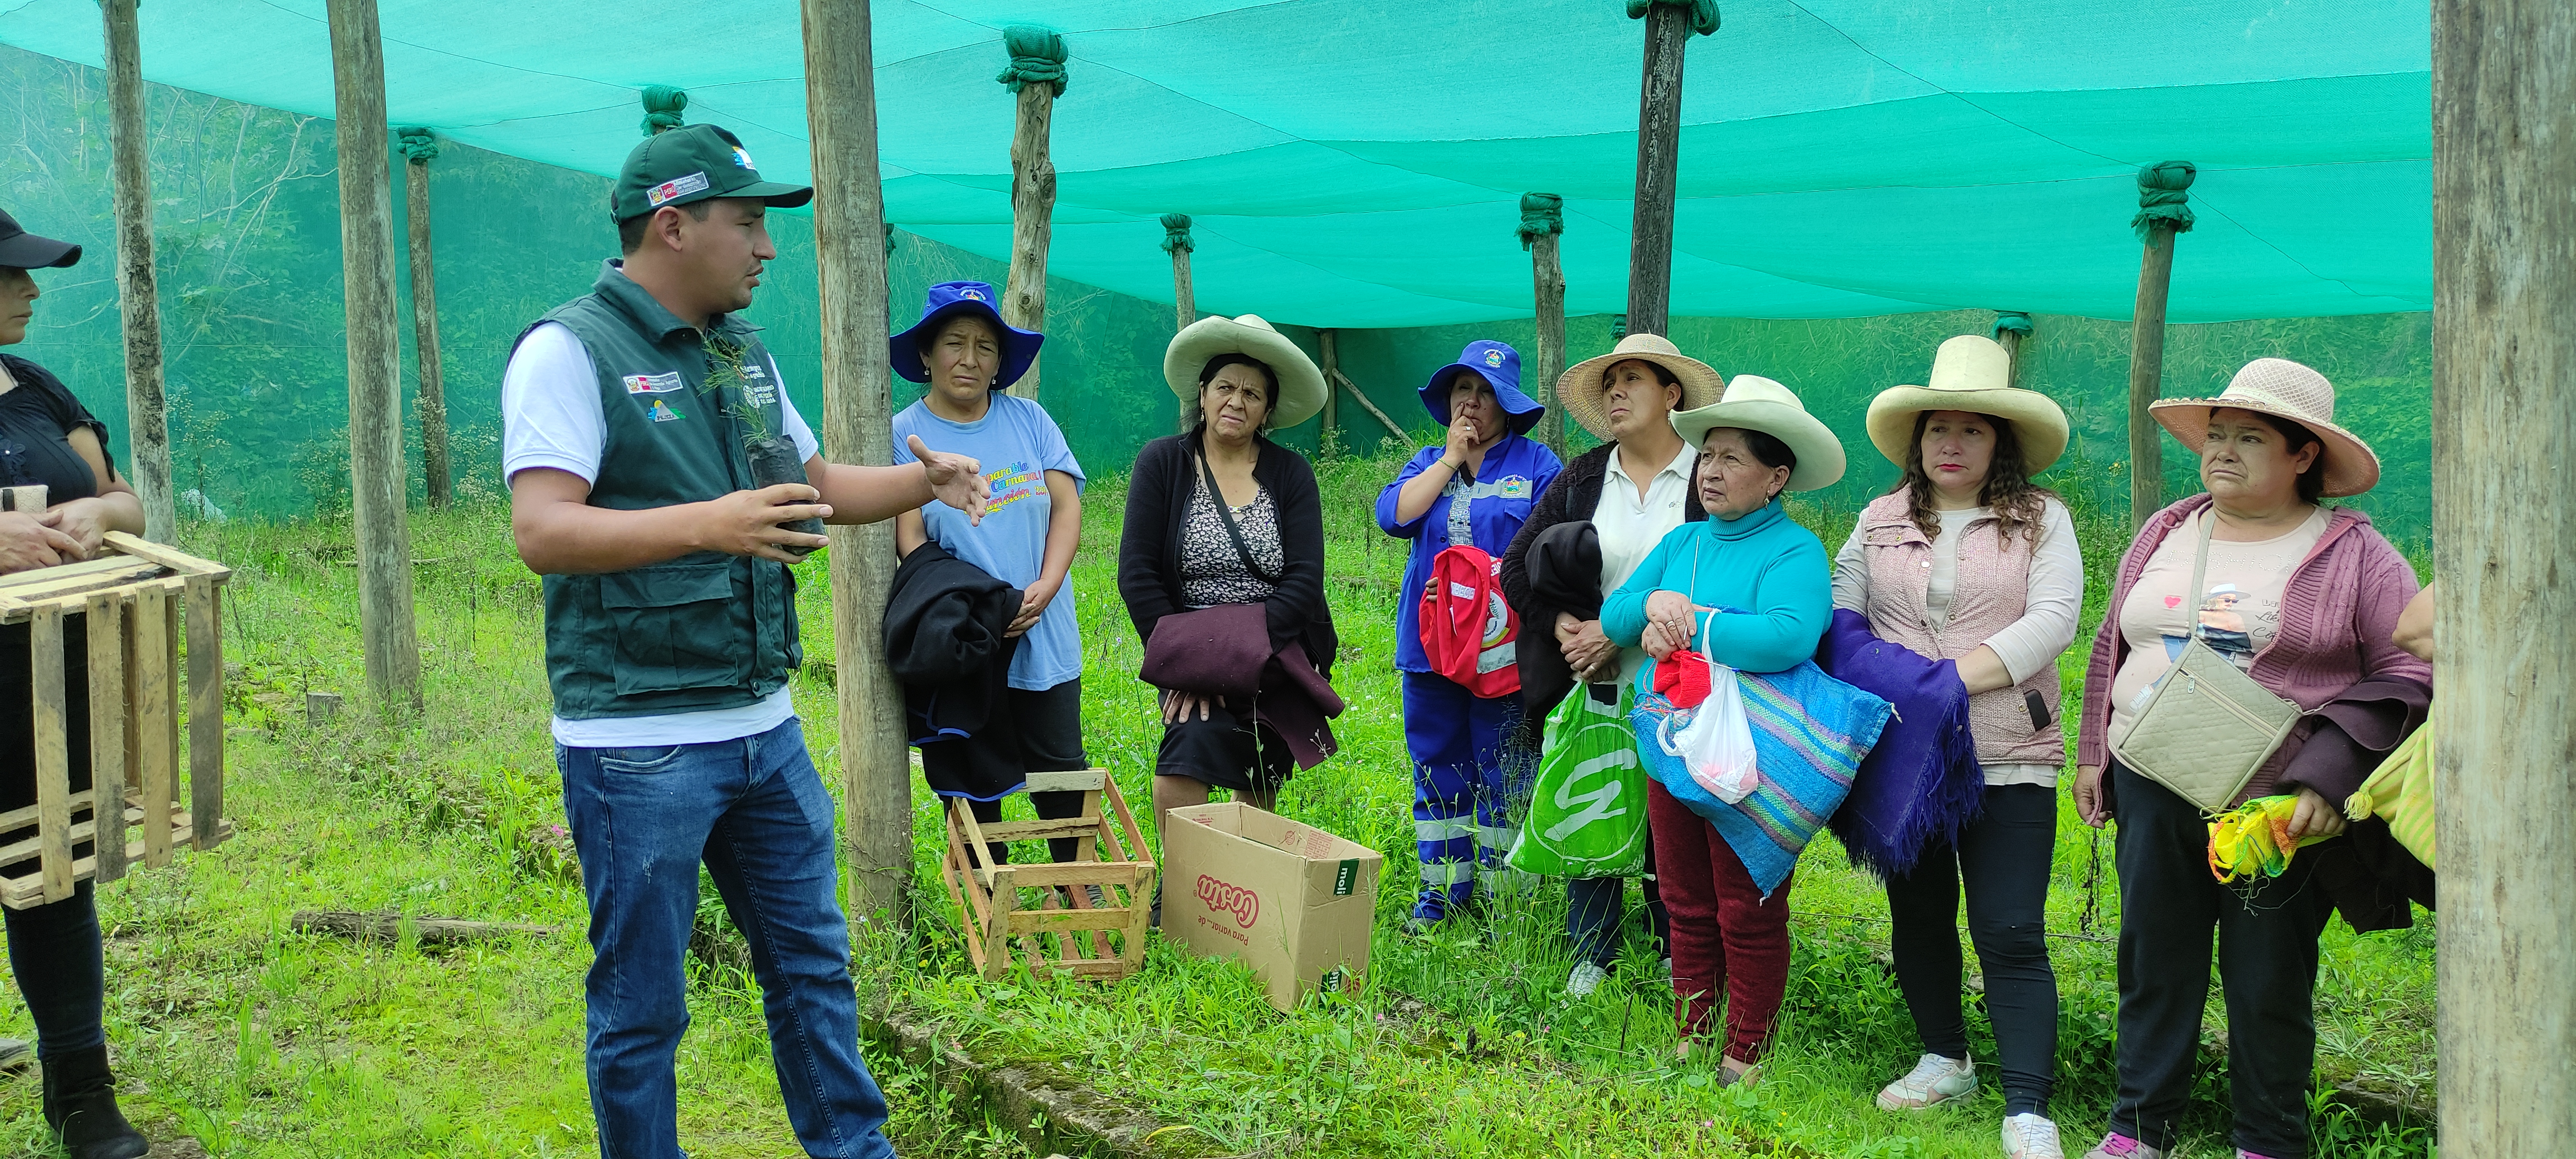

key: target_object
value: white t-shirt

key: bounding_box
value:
[1593,441,1699,687]
[501,317,822,749]
[2107,506,2331,750]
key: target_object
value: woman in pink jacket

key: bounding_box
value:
[2072,359,2428,1159]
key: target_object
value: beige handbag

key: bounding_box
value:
[2109,514,2303,813]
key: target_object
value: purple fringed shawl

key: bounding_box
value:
[1815,609,1985,879]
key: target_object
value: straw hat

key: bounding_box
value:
[1865,334,2071,472]
[2150,358,2381,497]
[1554,333,1725,440]
[1164,314,1328,430]
[1670,374,1847,492]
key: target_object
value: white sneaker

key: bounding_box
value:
[1567,961,1609,997]
[1876,1052,1977,1111]
[1660,956,1674,978]
[2003,1113,2064,1159]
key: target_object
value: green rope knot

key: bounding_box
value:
[1611,314,1629,340]
[885,222,897,258]
[1625,0,1720,36]
[1160,213,1194,256]
[1516,193,1564,250]
[640,85,688,135]
[2132,160,2196,246]
[1992,311,2033,339]
[997,26,1070,96]
[395,126,440,165]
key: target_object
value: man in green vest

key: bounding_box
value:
[501,123,977,1159]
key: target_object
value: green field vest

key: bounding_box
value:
[522,260,802,720]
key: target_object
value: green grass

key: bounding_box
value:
[0,451,2434,1157]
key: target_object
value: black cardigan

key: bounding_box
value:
[1497,442,1705,729]
[1116,432,1338,679]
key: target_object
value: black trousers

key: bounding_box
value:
[1886,782,2060,1116]
[2,880,104,1059]
[1565,829,1667,969]
[2111,763,2331,1158]
[950,679,1090,865]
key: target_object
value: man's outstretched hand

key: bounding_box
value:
[910,434,988,525]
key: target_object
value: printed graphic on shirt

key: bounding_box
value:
[1496,475,1531,500]
[2162,583,2268,669]
[983,460,1045,513]
[646,400,684,423]
[622,372,684,395]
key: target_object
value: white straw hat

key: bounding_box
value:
[1553,333,1725,441]
[1164,314,1328,430]
[1865,335,2071,473]
[2150,357,2381,497]
[1670,374,1847,492]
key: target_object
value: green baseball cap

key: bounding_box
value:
[611,124,812,222]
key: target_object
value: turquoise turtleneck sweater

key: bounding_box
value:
[1601,499,1832,674]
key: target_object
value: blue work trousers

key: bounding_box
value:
[557,718,895,1159]
[1401,671,1528,920]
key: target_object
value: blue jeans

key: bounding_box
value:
[558,718,894,1159]
[1401,671,1528,919]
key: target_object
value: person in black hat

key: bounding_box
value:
[0,207,150,1159]
[502,124,983,1159]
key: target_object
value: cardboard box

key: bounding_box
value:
[1162,802,1382,1012]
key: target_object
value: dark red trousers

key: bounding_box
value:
[1648,780,1794,1063]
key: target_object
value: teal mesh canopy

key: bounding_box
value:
[0,0,2429,328]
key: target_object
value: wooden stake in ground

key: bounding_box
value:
[2124,161,2193,530]
[1991,311,2033,389]
[1318,329,1340,446]
[325,0,423,708]
[1624,1,1715,338]
[800,0,909,924]
[100,0,176,544]
[1520,193,1568,452]
[997,27,1067,401]
[2433,1,2576,1150]
[397,128,451,508]
[1162,213,1194,332]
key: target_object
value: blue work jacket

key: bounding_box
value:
[1375,432,1563,674]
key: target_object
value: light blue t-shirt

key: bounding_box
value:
[892,393,1085,691]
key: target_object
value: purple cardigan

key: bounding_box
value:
[2077,494,2429,801]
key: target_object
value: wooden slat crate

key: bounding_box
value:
[935,768,1156,983]
[0,532,230,909]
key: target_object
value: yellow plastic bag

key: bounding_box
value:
[2206,795,2334,883]
[2344,723,2434,871]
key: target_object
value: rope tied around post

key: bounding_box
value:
[1160,213,1194,255]
[996,26,1070,96]
[884,222,897,257]
[2132,160,2196,247]
[1625,0,1721,36]
[640,85,687,135]
[1992,311,2034,340]
[395,127,440,165]
[1516,193,1564,250]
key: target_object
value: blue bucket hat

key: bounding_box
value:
[890,280,1043,389]
[1421,340,1544,435]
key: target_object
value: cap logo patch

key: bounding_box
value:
[960,287,986,301]
[731,147,755,171]
[1484,349,1505,368]
[622,371,685,395]
[646,172,710,207]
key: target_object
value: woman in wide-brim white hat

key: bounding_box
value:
[1838,334,2084,1156]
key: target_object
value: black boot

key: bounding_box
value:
[40,1046,149,1159]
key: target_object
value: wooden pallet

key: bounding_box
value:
[935,768,1155,983]
[0,532,231,909]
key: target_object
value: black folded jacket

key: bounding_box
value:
[882,540,1023,749]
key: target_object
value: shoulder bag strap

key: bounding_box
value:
[1198,444,1282,584]
[2186,508,2218,629]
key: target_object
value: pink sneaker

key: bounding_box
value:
[2080,1133,2165,1159]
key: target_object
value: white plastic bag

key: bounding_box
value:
[1657,615,1759,804]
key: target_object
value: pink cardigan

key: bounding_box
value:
[2077,494,2429,800]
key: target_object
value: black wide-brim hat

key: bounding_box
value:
[0,208,80,270]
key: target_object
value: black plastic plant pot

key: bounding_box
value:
[745,432,824,559]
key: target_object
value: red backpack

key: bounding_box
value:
[1419,545,1521,698]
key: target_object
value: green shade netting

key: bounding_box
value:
[0,0,2428,328]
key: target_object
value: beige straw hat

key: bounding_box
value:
[2149,357,2380,498]
[1164,314,1329,430]
[1554,333,1725,441]
[1865,334,2071,473]
[1669,374,1847,492]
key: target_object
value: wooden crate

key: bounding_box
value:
[935,768,1155,983]
[0,532,231,909]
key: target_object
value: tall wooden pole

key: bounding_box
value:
[1521,193,1569,452]
[1625,1,1712,338]
[2124,161,2193,530]
[2434,0,2576,1151]
[802,0,907,924]
[997,27,1066,401]
[1991,311,2032,389]
[100,0,175,544]
[397,129,451,508]
[324,0,422,707]
[1163,213,1195,332]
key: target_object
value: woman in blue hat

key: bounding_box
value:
[891,281,1091,864]
[1375,340,1563,930]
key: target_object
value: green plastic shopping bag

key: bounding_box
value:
[1506,683,1650,878]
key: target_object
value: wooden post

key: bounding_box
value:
[1991,311,2033,389]
[1521,193,1569,452]
[1163,213,1194,332]
[997,27,1067,401]
[100,0,176,544]
[397,129,451,508]
[2124,161,2194,530]
[2433,0,2576,1151]
[802,0,909,924]
[325,0,423,707]
[1626,1,1713,338]
[1318,329,1340,445]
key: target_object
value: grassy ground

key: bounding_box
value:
[0,450,2434,1157]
